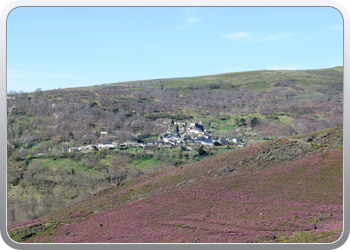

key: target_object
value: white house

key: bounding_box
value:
[170,134,180,140]
[174,121,187,126]
[189,122,203,130]
[98,143,118,149]
[101,131,109,135]
[201,140,214,146]
[78,145,91,151]
[163,136,171,142]
[187,127,203,134]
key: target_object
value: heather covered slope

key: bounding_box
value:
[8,126,343,243]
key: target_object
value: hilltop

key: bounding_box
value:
[75,66,343,93]
[8,125,343,243]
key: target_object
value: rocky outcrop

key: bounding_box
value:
[256,127,342,162]
[299,129,343,150]
[255,141,311,161]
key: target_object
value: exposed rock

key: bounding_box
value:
[256,141,311,161]
[219,166,236,176]
[298,128,342,150]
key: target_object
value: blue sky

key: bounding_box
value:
[7,7,343,93]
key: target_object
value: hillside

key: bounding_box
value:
[8,125,343,243]
[76,66,343,93]
[7,66,343,227]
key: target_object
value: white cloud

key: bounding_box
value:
[222,32,292,42]
[222,31,252,39]
[186,17,200,24]
[259,33,292,42]
[176,8,202,30]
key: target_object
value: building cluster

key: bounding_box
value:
[68,121,244,152]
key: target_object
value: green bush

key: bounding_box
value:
[90,101,98,108]
[198,145,207,156]
[250,117,258,127]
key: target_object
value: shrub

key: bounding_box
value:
[90,101,98,108]
[250,117,258,127]
[198,145,207,156]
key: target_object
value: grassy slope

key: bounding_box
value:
[30,158,102,176]
[8,126,343,243]
[73,67,343,92]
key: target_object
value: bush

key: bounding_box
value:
[250,117,258,127]
[235,118,246,126]
[198,145,207,156]
[90,101,98,108]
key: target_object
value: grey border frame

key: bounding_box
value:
[1,0,348,249]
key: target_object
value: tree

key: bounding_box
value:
[235,118,246,126]
[175,124,179,133]
[250,117,258,127]
[33,88,43,99]
[198,145,207,156]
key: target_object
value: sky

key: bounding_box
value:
[7,7,343,93]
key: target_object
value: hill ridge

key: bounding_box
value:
[68,66,343,91]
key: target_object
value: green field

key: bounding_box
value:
[129,158,161,169]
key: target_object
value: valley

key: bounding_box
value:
[7,66,343,243]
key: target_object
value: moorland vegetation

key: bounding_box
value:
[7,67,343,230]
[8,125,343,243]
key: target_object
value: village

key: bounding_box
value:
[67,120,245,153]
